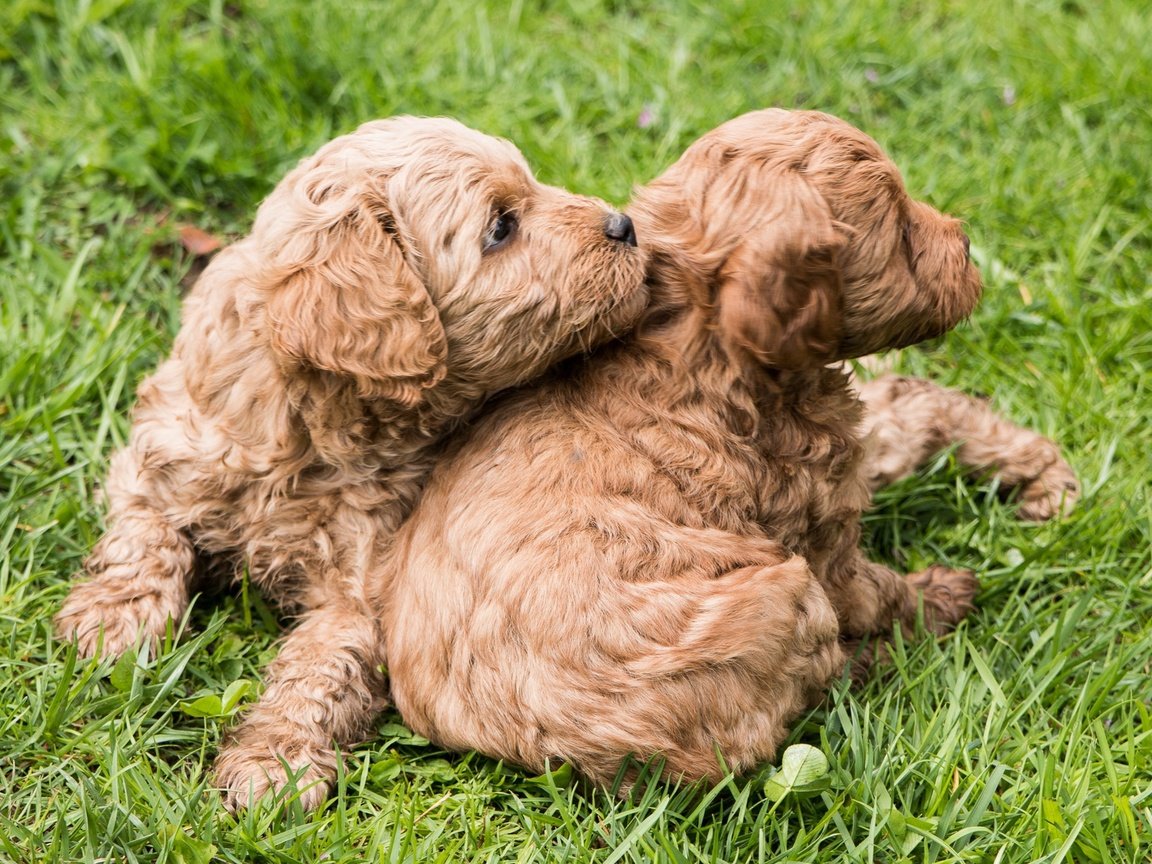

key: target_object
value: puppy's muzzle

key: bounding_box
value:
[604,213,638,247]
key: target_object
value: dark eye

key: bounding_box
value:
[483,212,517,252]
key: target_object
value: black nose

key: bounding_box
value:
[604,213,637,247]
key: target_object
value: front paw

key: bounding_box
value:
[54,577,184,659]
[1013,458,1079,522]
[906,566,979,634]
[214,734,336,812]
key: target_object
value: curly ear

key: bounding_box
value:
[262,189,447,407]
[716,176,844,370]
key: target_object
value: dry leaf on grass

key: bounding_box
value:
[178,224,222,257]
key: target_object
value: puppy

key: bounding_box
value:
[380,109,983,787]
[55,117,647,808]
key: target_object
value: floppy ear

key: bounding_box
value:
[716,176,844,370]
[262,187,447,407]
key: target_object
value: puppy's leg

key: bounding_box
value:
[55,445,196,658]
[857,374,1079,521]
[830,557,978,680]
[571,535,844,786]
[836,559,979,682]
[214,603,386,812]
[825,552,978,644]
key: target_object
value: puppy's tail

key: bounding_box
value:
[620,556,842,680]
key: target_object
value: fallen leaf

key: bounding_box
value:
[178,224,222,257]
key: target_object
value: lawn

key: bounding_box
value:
[2,0,1150,861]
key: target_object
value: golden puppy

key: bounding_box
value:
[380,109,982,787]
[55,117,646,808]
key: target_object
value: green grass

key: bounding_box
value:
[2,0,1150,860]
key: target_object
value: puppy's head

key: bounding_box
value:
[630,109,981,368]
[249,116,647,418]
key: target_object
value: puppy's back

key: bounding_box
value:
[381,357,843,785]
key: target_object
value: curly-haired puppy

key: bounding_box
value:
[380,109,983,787]
[54,117,647,808]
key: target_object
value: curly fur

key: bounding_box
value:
[380,109,984,788]
[55,116,647,809]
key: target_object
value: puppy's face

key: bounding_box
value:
[251,117,647,405]
[630,109,982,368]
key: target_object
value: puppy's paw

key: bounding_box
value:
[214,737,336,813]
[906,566,979,634]
[1013,458,1079,522]
[54,577,184,659]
